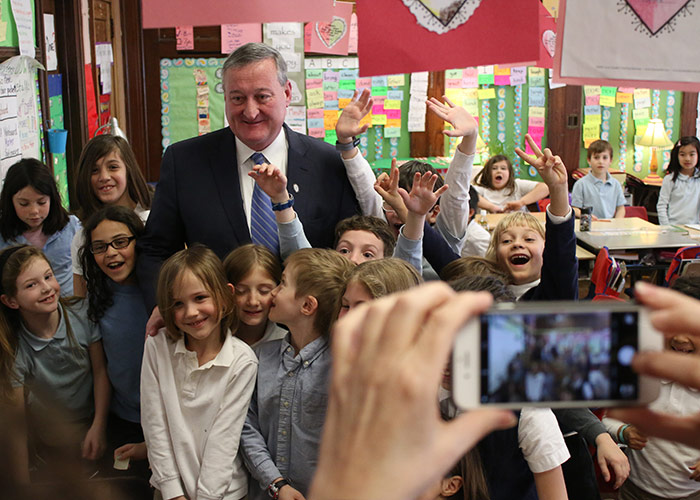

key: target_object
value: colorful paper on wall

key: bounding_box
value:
[309,1,353,55]
[528,67,545,86]
[176,26,194,50]
[221,24,262,54]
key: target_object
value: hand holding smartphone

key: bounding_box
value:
[452,301,662,409]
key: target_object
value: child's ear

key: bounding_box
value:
[300,295,318,317]
[227,283,235,295]
[440,475,463,497]
[0,294,19,310]
[427,204,441,224]
[468,207,475,220]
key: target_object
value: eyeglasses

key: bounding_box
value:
[90,236,135,254]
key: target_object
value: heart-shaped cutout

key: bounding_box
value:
[315,17,347,48]
[626,0,691,35]
[542,29,555,57]
[403,0,482,34]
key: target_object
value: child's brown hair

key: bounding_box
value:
[344,258,422,301]
[334,215,396,257]
[157,245,235,342]
[440,256,511,283]
[586,139,613,160]
[74,135,152,220]
[284,248,354,335]
[474,155,516,195]
[223,243,282,285]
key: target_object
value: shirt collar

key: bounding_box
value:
[591,172,612,184]
[173,330,237,369]
[235,128,287,171]
[20,308,65,351]
[280,332,329,366]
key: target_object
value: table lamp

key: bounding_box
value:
[635,118,673,185]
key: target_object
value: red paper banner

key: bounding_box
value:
[356,0,539,77]
[143,0,335,29]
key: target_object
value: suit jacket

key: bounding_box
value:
[137,125,360,309]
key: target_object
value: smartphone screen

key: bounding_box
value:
[480,309,639,404]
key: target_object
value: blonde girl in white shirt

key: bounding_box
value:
[141,245,257,500]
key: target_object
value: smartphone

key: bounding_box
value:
[452,301,662,409]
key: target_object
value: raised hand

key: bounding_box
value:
[248,163,289,203]
[514,134,567,189]
[336,89,373,142]
[399,171,448,217]
[374,159,408,223]
[427,96,478,138]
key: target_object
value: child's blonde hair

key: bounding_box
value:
[223,244,282,285]
[284,248,354,335]
[344,258,422,301]
[485,212,545,265]
[440,256,511,283]
[157,245,235,343]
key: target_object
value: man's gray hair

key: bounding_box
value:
[222,43,288,86]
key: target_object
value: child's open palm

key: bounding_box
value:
[374,159,408,222]
[515,135,567,189]
[248,163,288,203]
[427,96,478,138]
[399,171,448,216]
[336,89,373,141]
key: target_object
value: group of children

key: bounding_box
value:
[0,88,699,500]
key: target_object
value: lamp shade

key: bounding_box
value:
[635,119,673,149]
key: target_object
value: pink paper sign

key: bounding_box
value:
[348,12,358,53]
[176,26,194,51]
[221,24,262,54]
[309,1,353,56]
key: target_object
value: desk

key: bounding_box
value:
[481,212,596,261]
[575,218,697,252]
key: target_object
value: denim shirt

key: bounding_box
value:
[240,334,330,499]
[0,215,80,296]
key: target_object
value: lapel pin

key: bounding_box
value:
[293,184,299,193]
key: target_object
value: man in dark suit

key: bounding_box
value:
[137,43,360,310]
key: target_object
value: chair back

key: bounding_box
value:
[624,205,648,221]
[664,245,700,286]
[537,198,551,212]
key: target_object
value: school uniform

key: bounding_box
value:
[657,171,700,226]
[0,214,81,296]
[571,172,626,219]
[475,179,541,212]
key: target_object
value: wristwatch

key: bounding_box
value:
[268,479,289,499]
[335,136,360,151]
[271,193,294,211]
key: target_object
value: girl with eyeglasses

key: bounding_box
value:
[79,205,150,480]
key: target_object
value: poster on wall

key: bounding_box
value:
[555,0,700,91]
[356,0,538,77]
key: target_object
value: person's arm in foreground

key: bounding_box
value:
[609,282,700,448]
[308,283,517,500]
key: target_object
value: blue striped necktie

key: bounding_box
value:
[249,152,280,255]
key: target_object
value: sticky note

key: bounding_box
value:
[356,77,372,90]
[340,69,359,79]
[600,95,616,107]
[339,98,351,109]
[462,68,478,87]
[323,71,340,83]
[338,89,355,99]
[445,88,465,104]
[387,90,404,100]
[387,74,405,86]
[359,113,372,128]
[385,127,401,137]
[306,88,324,108]
[372,104,385,115]
[494,66,511,76]
[323,91,338,101]
[584,105,601,116]
[339,80,356,90]
[583,122,600,140]
[309,128,325,138]
[307,108,324,119]
[529,116,545,127]
[325,100,339,110]
[306,69,323,79]
[585,115,602,125]
[445,69,463,79]
[634,89,651,108]
[372,86,388,96]
[324,130,338,144]
[306,79,322,89]
[383,99,401,110]
[385,109,401,120]
[307,118,324,129]
[616,92,633,104]
[633,108,649,120]
[528,67,545,86]
[478,88,496,100]
[529,87,545,107]
[323,81,339,91]
[372,114,387,125]
[584,85,601,96]
[585,95,600,106]
[372,76,388,87]
[387,118,401,128]
[176,26,194,50]
[478,73,495,85]
[446,78,463,89]
[495,75,510,86]
[601,86,617,97]
[529,106,545,118]
[510,67,527,86]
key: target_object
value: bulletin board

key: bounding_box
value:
[442,65,549,182]
[159,57,226,152]
[0,0,36,48]
[577,86,681,178]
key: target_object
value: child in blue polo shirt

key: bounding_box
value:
[571,140,626,219]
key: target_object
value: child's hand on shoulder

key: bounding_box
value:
[249,163,289,204]
[399,171,448,217]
